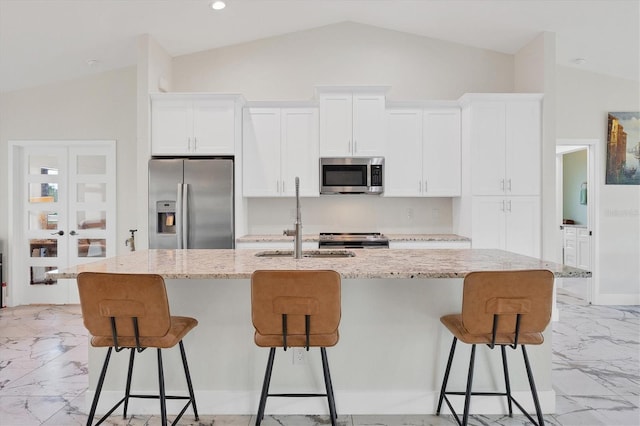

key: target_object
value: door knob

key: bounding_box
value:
[69,230,78,236]
[51,230,64,236]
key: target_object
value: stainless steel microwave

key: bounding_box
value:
[320,157,384,194]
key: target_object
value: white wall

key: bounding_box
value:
[172,21,514,100]
[0,67,138,285]
[556,66,640,303]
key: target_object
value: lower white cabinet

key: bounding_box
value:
[563,226,591,269]
[389,240,471,249]
[471,196,540,257]
[243,107,319,197]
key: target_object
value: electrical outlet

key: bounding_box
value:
[293,347,305,365]
[406,208,414,220]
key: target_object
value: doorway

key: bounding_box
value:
[556,139,597,303]
[8,141,116,305]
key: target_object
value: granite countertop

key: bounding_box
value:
[52,248,590,280]
[236,233,470,243]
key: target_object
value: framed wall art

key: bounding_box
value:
[606,112,640,185]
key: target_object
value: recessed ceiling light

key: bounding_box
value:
[87,59,101,67]
[211,1,226,10]
[572,58,587,65]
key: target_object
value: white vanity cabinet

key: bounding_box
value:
[243,106,319,197]
[385,106,461,197]
[563,226,591,269]
[319,89,386,157]
[151,94,239,155]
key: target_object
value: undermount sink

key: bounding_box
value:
[255,249,355,258]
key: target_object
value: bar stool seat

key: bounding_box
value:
[77,272,199,426]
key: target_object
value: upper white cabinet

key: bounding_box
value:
[151,94,240,155]
[319,89,386,157]
[463,95,542,196]
[385,107,461,197]
[243,107,319,197]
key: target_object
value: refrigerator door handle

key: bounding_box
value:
[182,183,189,248]
[176,183,184,249]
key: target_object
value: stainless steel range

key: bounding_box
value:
[318,232,389,249]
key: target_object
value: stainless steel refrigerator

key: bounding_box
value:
[149,158,234,249]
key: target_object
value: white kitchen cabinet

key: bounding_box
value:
[151,94,238,155]
[243,107,319,197]
[563,226,591,269]
[422,108,461,196]
[465,96,541,196]
[319,92,386,157]
[471,196,540,258]
[389,240,471,249]
[385,108,423,196]
[385,107,461,197]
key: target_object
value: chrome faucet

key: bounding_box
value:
[283,177,302,259]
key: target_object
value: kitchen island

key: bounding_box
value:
[55,249,589,416]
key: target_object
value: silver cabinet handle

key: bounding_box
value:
[507,200,512,212]
[418,181,422,193]
[424,180,428,193]
[354,139,357,153]
[501,200,505,212]
[507,178,512,192]
[500,179,505,191]
[187,137,191,151]
[282,180,286,193]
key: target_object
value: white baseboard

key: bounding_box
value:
[85,389,556,416]
[593,293,640,305]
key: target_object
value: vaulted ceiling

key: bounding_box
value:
[0,0,638,93]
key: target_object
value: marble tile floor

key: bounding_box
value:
[0,280,638,426]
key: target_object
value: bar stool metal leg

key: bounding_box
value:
[179,341,199,421]
[256,348,276,426]
[522,345,545,426]
[157,349,167,426]
[500,345,514,416]
[462,344,477,426]
[320,348,337,426]
[437,337,457,415]
[87,347,113,426]
[122,348,135,419]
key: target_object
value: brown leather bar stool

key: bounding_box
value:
[77,272,199,426]
[251,270,341,426]
[436,269,554,426]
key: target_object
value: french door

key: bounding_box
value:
[10,141,116,305]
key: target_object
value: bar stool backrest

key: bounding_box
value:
[77,272,171,340]
[461,270,554,336]
[251,270,341,347]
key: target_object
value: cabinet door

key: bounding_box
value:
[470,102,506,195]
[281,108,319,197]
[319,94,352,156]
[192,99,236,155]
[576,228,591,269]
[423,108,461,196]
[151,98,191,155]
[352,94,386,156]
[505,101,541,195]
[505,196,540,257]
[242,108,281,197]
[471,197,506,249]
[384,109,422,196]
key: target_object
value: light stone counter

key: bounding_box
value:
[235,233,471,244]
[55,248,588,279]
[56,249,588,417]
